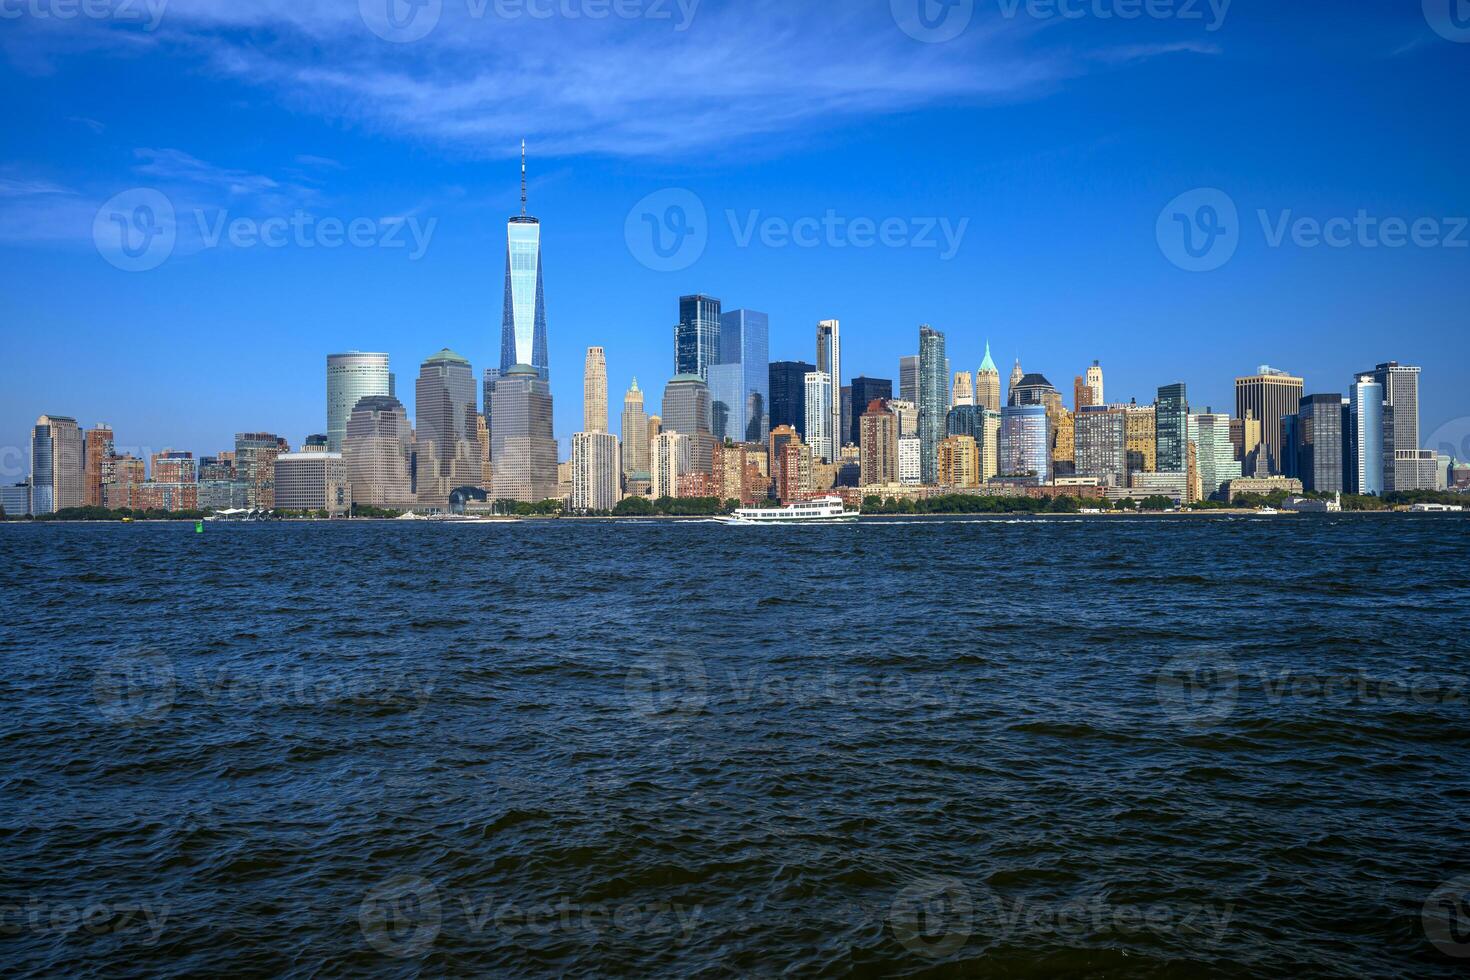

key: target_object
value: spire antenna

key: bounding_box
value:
[520,139,527,216]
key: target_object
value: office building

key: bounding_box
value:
[975,344,1001,413]
[83,424,114,508]
[918,324,946,484]
[816,319,841,459]
[711,309,770,444]
[888,399,918,439]
[1189,410,1243,501]
[1393,450,1439,491]
[343,395,414,509]
[1074,407,1127,487]
[859,400,898,487]
[583,347,608,433]
[1235,367,1304,474]
[490,365,559,503]
[676,294,722,381]
[1368,361,1421,489]
[302,435,330,453]
[651,431,691,499]
[1124,403,1157,475]
[769,360,814,436]
[998,404,1049,484]
[234,432,289,510]
[662,374,715,474]
[501,144,549,382]
[803,370,834,464]
[1,483,30,518]
[415,349,480,508]
[620,379,650,485]
[1086,361,1104,406]
[952,371,974,409]
[326,352,393,452]
[848,377,893,448]
[274,452,351,516]
[1156,383,1190,474]
[1347,375,1385,496]
[1009,373,1059,409]
[840,386,852,452]
[29,415,83,516]
[571,431,620,512]
[899,355,920,406]
[1293,394,1347,494]
[937,434,980,488]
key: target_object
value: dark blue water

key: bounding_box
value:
[3,515,1469,977]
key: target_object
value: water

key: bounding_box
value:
[2,515,1468,977]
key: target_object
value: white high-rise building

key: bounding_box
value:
[1086,361,1105,407]
[651,431,690,499]
[326,352,393,453]
[583,347,608,433]
[803,370,833,464]
[571,431,620,511]
[898,437,922,485]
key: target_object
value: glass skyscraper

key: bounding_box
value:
[999,405,1049,484]
[490,366,558,502]
[816,320,841,459]
[768,361,814,436]
[1348,375,1384,496]
[1295,394,1346,494]
[849,376,893,448]
[326,352,393,453]
[501,149,549,382]
[676,294,722,381]
[1156,383,1189,473]
[918,325,947,484]
[662,375,715,473]
[1188,410,1243,501]
[711,308,769,444]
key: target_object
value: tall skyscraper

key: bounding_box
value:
[1369,361,1421,489]
[234,432,290,510]
[1188,410,1243,500]
[1075,407,1127,487]
[500,143,549,382]
[975,344,1001,413]
[1294,394,1347,493]
[415,348,479,508]
[571,432,620,512]
[662,375,715,474]
[769,361,815,436]
[918,325,947,484]
[343,395,414,509]
[620,379,650,481]
[816,319,841,461]
[952,371,975,409]
[676,294,722,381]
[583,347,608,433]
[998,405,1049,484]
[1347,375,1385,496]
[30,415,82,515]
[899,355,920,406]
[1156,383,1190,473]
[1086,361,1104,406]
[490,365,558,503]
[859,400,898,487]
[803,370,834,464]
[1235,366,1304,475]
[326,352,393,453]
[848,377,893,448]
[712,309,770,444]
[83,423,114,508]
[1125,403,1158,475]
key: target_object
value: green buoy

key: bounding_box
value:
[195,520,204,533]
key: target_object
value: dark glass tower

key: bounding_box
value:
[918,325,946,484]
[849,377,893,448]
[676,294,722,381]
[769,361,815,437]
[1156,382,1189,473]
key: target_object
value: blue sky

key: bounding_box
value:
[2,0,1468,477]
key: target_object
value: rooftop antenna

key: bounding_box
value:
[520,139,527,216]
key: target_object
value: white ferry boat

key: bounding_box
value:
[717,495,858,524]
